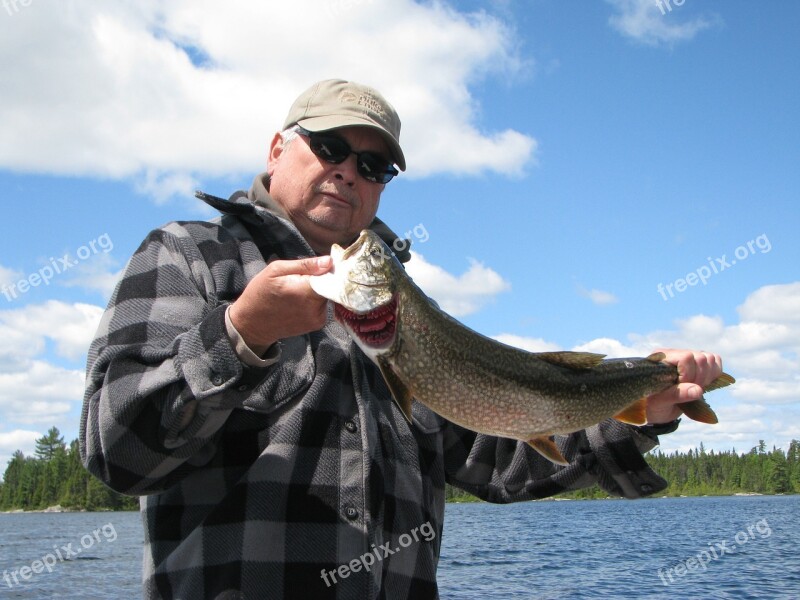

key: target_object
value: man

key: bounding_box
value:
[80,79,725,599]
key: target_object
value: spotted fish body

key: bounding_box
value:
[310,230,734,464]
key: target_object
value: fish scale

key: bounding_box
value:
[310,230,735,465]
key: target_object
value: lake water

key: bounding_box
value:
[0,495,797,599]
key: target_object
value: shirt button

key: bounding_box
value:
[345,507,359,520]
[344,420,357,433]
[237,384,249,392]
[640,484,653,494]
[211,374,224,386]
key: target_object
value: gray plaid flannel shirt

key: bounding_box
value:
[80,184,674,600]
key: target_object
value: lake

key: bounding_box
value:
[0,495,797,598]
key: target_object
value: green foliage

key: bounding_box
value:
[0,428,138,512]
[443,439,800,502]
[643,439,799,497]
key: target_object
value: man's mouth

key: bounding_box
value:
[334,295,398,348]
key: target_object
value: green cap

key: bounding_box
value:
[282,79,406,171]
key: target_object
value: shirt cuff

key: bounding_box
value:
[224,305,281,368]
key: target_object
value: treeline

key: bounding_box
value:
[645,440,800,496]
[0,427,137,512]
[446,439,800,501]
[4,428,799,510]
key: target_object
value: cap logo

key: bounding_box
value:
[339,90,386,118]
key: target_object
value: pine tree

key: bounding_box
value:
[34,427,66,461]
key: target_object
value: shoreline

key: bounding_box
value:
[3,492,795,512]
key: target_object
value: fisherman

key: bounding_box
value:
[80,79,726,600]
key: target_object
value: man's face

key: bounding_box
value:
[267,126,390,255]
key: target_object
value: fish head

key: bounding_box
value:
[309,229,402,355]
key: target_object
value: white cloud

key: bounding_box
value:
[492,334,561,353]
[577,285,619,306]
[406,251,511,316]
[0,429,41,473]
[0,302,102,447]
[0,361,81,425]
[0,265,22,288]
[485,282,800,454]
[0,301,104,361]
[0,0,537,200]
[606,0,720,46]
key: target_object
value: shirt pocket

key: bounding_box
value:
[239,334,315,414]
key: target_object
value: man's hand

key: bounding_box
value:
[645,349,725,425]
[228,256,333,355]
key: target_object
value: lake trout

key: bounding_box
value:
[309,230,734,465]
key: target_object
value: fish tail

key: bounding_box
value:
[679,398,719,424]
[704,372,736,393]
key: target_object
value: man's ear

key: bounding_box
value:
[267,132,285,176]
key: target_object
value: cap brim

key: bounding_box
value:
[296,115,406,172]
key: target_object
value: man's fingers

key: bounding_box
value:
[656,348,724,388]
[648,383,702,408]
[266,255,333,277]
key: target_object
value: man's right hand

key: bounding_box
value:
[228,255,333,355]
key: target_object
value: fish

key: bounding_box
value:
[309,230,735,465]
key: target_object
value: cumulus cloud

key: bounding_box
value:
[0,301,104,361]
[492,334,561,353]
[406,251,511,317]
[0,0,537,201]
[0,361,82,425]
[606,0,720,46]
[0,302,102,430]
[487,282,800,453]
[0,429,42,472]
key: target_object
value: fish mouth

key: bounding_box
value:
[334,294,398,349]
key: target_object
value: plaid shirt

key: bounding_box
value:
[80,180,674,600]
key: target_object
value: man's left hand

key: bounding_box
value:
[645,349,725,425]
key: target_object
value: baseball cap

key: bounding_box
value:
[282,79,406,171]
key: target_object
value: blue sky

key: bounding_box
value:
[0,0,797,471]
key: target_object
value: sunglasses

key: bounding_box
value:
[297,129,399,184]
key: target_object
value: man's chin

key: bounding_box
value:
[299,215,361,254]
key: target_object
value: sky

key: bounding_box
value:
[0,0,798,474]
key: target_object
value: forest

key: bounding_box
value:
[0,427,137,512]
[447,439,800,502]
[1,427,798,510]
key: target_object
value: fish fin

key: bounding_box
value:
[679,399,719,424]
[527,436,569,466]
[646,352,666,363]
[704,372,736,393]
[613,397,648,426]
[377,358,413,423]
[534,351,606,370]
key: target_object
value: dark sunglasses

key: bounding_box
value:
[297,129,399,184]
